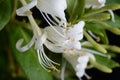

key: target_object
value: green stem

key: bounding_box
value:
[84,31,107,53]
[90,20,120,35]
[89,58,112,73]
[19,0,42,37]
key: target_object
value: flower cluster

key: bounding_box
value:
[16,0,120,80]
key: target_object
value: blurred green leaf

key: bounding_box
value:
[9,26,53,80]
[66,0,85,23]
[105,14,120,28]
[84,4,120,17]
[106,0,120,4]
[82,13,110,21]
[95,55,120,68]
[0,0,11,30]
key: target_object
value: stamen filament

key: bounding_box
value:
[40,10,65,38]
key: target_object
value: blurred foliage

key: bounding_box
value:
[0,0,120,80]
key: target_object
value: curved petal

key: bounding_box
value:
[44,40,63,53]
[76,69,85,78]
[73,21,85,33]
[44,26,65,43]
[16,35,35,52]
[108,10,115,22]
[16,0,37,16]
[35,32,47,50]
[66,21,85,40]
[85,0,106,8]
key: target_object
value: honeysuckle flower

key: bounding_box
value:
[16,16,60,72]
[63,49,95,80]
[42,21,85,79]
[16,0,67,28]
[62,46,110,80]
[43,21,85,55]
[16,0,63,72]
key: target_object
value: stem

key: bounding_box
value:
[10,0,18,22]
[89,58,112,73]
[19,0,42,37]
[84,31,107,53]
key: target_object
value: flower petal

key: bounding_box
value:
[35,32,47,50]
[76,69,85,78]
[37,0,67,21]
[44,40,63,53]
[85,0,106,8]
[16,35,35,52]
[16,0,37,16]
[44,26,65,43]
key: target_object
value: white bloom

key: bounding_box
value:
[85,0,106,8]
[16,0,63,72]
[63,50,95,80]
[36,0,67,21]
[16,0,67,27]
[44,21,85,54]
[16,22,59,72]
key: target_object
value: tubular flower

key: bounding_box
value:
[16,16,60,72]
[63,46,110,80]
[63,50,95,80]
[16,0,63,72]
[42,21,85,79]
[16,0,67,28]
[43,21,85,54]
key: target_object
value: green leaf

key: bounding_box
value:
[82,13,110,21]
[91,20,120,35]
[105,14,120,28]
[95,55,120,68]
[66,0,85,23]
[106,0,120,4]
[0,0,11,30]
[9,26,53,80]
[90,58,112,73]
[101,45,120,53]
[84,4,120,17]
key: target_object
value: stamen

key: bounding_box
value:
[51,15,66,28]
[50,65,60,73]
[40,10,65,38]
[108,10,115,22]
[61,60,67,80]
[37,46,60,72]
[88,30,100,42]
[45,13,58,26]
[37,50,50,71]
[84,73,91,80]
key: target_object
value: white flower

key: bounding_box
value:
[16,0,63,72]
[44,21,85,54]
[16,19,60,72]
[16,0,67,27]
[63,49,95,80]
[85,0,106,8]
